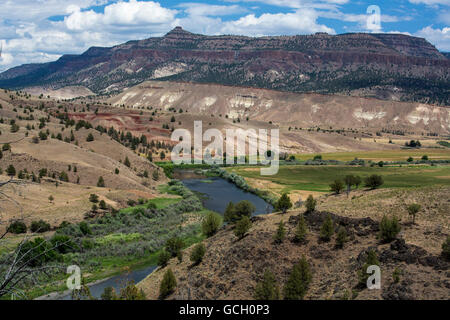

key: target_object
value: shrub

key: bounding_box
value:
[79,221,92,235]
[275,193,292,213]
[165,237,184,257]
[19,237,60,267]
[50,234,77,254]
[442,236,450,261]
[294,215,308,243]
[190,243,206,265]
[305,195,316,213]
[406,203,421,224]
[234,216,251,240]
[358,249,379,287]
[224,202,235,223]
[254,270,280,300]
[392,268,402,283]
[157,250,171,267]
[99,200,107,210]
[159,269,176,299]
[59,171,69,182]
[97,176,105,187]
[82,238,95,250]
[6,165,16,176]
[86,133,94,142]
[202,212,222,237]
[30,220,51,233]
[335,227,348,248]
[283,256,312,300]
[364,174,384,189]
[273,221,286,243]
[330,180,344,194]
[8,220,27,234]
[320,214,334,242]
[379,215,401,243]
[89,194,99,203]
[225,200,255,223]
[124,157,131,167]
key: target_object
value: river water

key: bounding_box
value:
[51,172,271,300]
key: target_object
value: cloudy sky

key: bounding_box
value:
[0,0,449,72]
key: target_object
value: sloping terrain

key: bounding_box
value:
[138,205,449,300]
[109,81,450,135]
[1,27,449,104]
[0,89,167,230]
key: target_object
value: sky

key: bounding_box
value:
[0,0,449,72]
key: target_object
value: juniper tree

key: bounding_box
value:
[336,227,348,249]
[254,270,280,300]
[234,216,251,240]
[305,195,316,213]
[275,193,292,213]
[273,221,286,244]
[159,269,176,299]
[294,215,308,243]
[320,214,334,242]
[283,256,312,300]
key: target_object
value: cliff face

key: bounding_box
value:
[1,27,449,104]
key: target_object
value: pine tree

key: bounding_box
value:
[275,193,292,213]
[97,176,105,187]
[320,214,334,242]
[294,215,308,243]
[254,270,280,300]
[159,269,176,299]
[336,227,348,248]
[305,195,316,213]
[283,256,312,300]
[273,221,286,243]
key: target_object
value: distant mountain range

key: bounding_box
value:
[1,27,449,105]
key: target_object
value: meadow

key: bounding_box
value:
[228,164,450,194]
[293,148,450,162]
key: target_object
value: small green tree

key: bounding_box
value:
[294,215,308,243]
[89,194,99,203]
[254,270,280,300]
[124,156,131,167]
[335,227,348,249]
[305,195,316,213]
[283,256,312,300]
[6,165,16,176]
[190,243,206,266]
[406,203,421,224]
[30,220,51,233]
[234,216,251,240]
[86,133,94,142]
[8,221,27,234]
[224,201,235,223]
[79,221,92,235]
[358,249,380,287]
[97,176,105,187]
[320,214,334,242]
[159,269,176,299]
[165,237,184,257]
[157,250,171,267]
[379,215,401,243]
[202,212,222,237]
[275,193,292,213]
[344,175,356,196]
[273,221,286,244]
[364,175,384,189]
[330,180,344,194]
[99,200,107,210]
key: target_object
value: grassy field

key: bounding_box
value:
[293,148,450,162]
[228,164,450,194]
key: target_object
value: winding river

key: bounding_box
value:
[48,171,272,300]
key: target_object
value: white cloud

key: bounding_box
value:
[415,26,450,51]
[408,0,450,5]
[219,9,335,36]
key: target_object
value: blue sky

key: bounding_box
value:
[0,0,449,72]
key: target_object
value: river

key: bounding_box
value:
[48,171,272,300]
